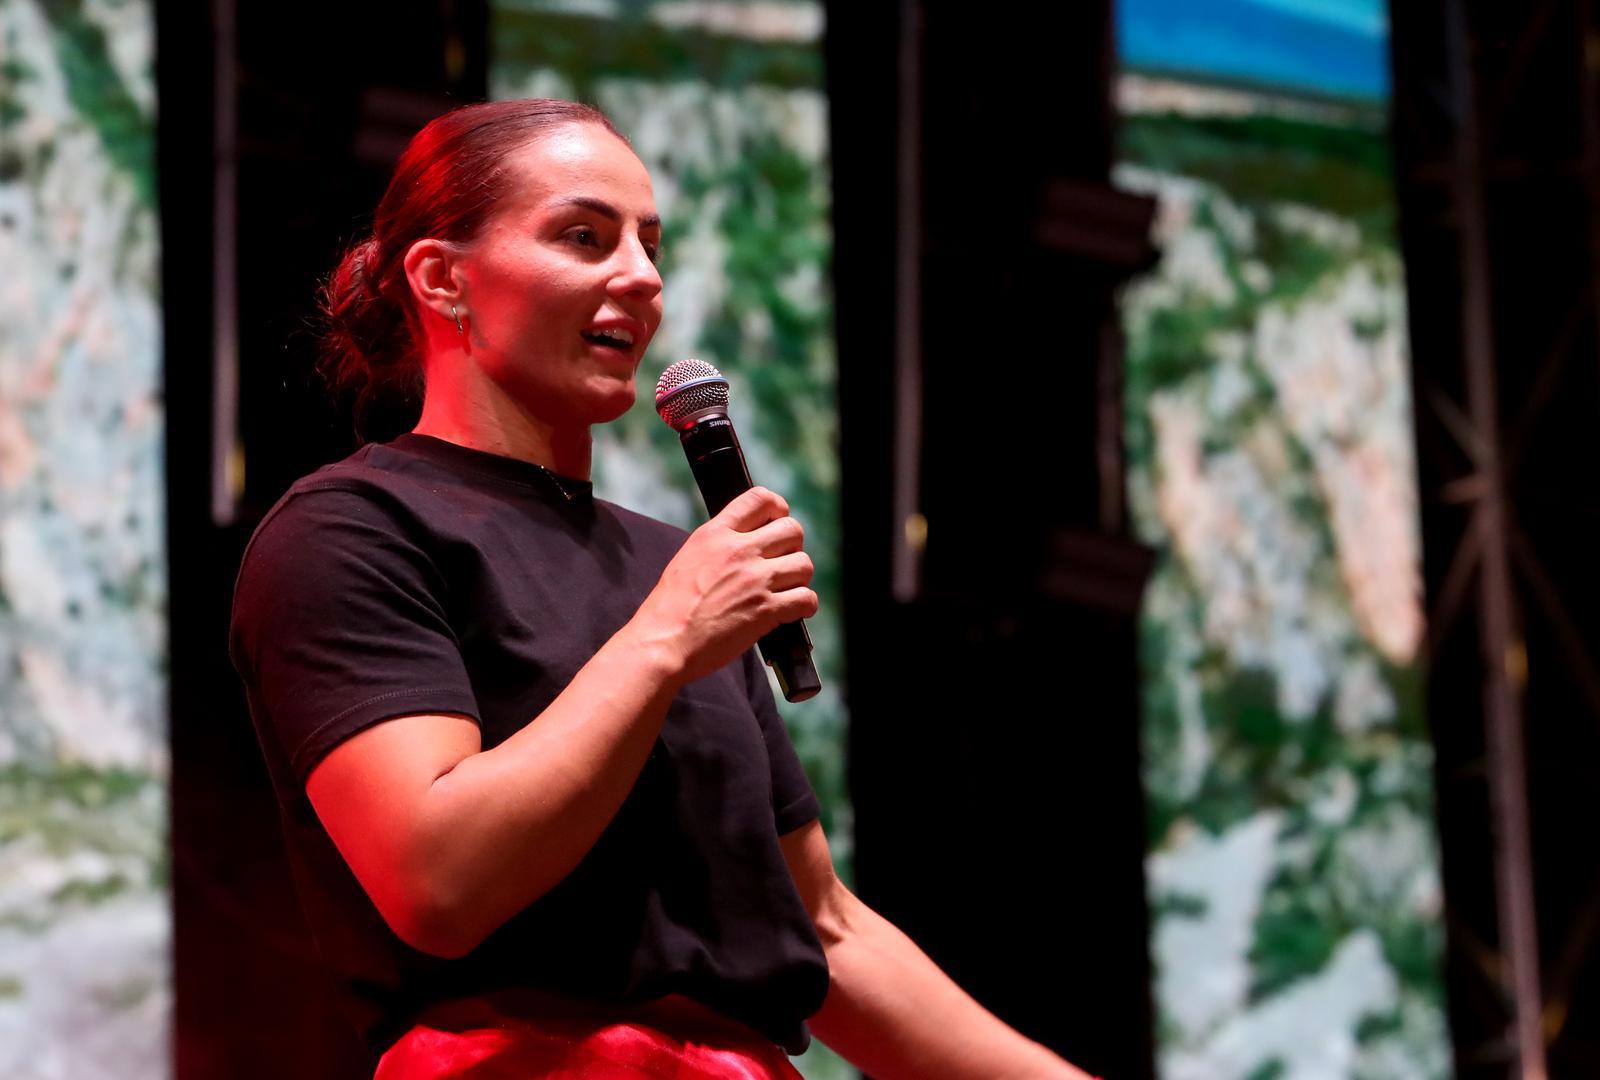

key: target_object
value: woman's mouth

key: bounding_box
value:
[580,327,636,352]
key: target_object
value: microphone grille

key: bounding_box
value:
[654,359,730,429]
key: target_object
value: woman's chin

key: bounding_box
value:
[579,380,638,425]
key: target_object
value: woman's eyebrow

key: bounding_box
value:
[548,195,661,229]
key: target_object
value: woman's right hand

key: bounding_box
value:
[628,486,818,687]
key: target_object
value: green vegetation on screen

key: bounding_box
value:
[0,0,169,1075]
[1118,88,1451,1079]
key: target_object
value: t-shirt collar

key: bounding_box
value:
[388,432,596,504]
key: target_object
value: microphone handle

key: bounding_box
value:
[679,416,822,703]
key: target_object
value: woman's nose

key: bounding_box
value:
[610,236,662,299]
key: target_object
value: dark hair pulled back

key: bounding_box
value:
[318,98,622,441]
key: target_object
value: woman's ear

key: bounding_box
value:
[402,238,467,327]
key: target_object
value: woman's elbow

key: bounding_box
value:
[372,864,485,959]
[378,836,564,959]
[387,890,483,960]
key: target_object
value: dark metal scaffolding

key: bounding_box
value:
[1392,1,1600,1075]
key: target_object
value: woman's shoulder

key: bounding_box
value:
[229,451,461,668]
[247,453,398,535]
[250,438,501,540]
[235,445,463,587]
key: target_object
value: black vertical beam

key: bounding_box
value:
[828,3,1157,1077]
[168,4,487,1077]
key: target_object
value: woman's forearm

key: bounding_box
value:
[407,620,686,956]
[810,889,1093,1080]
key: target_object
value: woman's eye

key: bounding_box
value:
[569,227,598,247]
[646,245,662,265]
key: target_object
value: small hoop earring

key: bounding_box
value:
[451,306,464,335]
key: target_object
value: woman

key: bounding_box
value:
[230,98,1092,1079]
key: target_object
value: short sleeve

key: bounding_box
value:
[229,484,481,784]
[741,648,820,835]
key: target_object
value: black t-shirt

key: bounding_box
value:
[228,433,829,1062]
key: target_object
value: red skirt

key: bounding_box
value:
[373,989,807,1080]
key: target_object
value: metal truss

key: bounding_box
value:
[1394,1,1600,1076]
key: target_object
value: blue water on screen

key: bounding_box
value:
[1116,0,1389,102]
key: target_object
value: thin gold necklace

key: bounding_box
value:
[535,463,578,502]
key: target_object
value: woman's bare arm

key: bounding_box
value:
[780,821,1093,1079]
[304,486,816,958]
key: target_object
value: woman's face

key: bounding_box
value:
[456,123,664,428]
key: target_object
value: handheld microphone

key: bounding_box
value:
[654,359,822,703]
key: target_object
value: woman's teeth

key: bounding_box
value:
[582,328,634,349]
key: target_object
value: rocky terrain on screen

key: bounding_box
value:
[0,2,169,1077]
[1117,77,1451,1080]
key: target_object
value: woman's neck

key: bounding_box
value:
[413,387,592,481]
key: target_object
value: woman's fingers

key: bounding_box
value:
[710,486,806,557]
[764,582,819,625]
[764,550,814,593]
[761,549,817,625]
[639,485,820,684]
[747,514,805,558]
[715,486,789,532]
[770,588,819,624]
